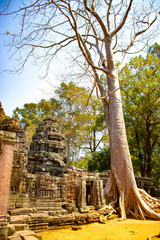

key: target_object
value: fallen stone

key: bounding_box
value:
[87,212,100,222]
[79,207,89,213]
[72,226,82,231]
[99,215,107,224]
[7,232,22,240]
[0,227,8,240]
[21,237,40,240]
[73,213,87,224]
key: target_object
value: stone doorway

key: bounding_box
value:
[86,182,91,205]
[86,181,95,206]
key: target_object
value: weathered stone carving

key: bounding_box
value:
[27,117,66,175]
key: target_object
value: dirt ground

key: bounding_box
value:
[39,219,160,240]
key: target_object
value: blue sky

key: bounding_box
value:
[0,1,60,117]
[0,0,159,117]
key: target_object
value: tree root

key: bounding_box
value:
[126,189,160,220]
[104,171,160,220]
[104,186,160,220]
[147,232,160,240]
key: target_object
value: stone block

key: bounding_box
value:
[9,208,33,216]
[28,213,48,220]
[58,215,75,225]
[21,237,40,240]
[7,224,15,236]
[87,212,100,222]
[7,233,22,240]
[13,224,29,231]
[74,213,87,224]
[10,215,31,224]
[0,227,8,240]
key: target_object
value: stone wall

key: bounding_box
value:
[8,116,154,214]
[9,127,29,209]
[8,117,105,214]
[5,115,158,232]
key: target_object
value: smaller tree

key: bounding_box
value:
[120,52,160,179]
[55,81,108,163]
[87,99,108,154]
[88,147,111,172]
[13,98,61,141]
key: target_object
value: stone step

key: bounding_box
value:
[35,199,64,206]
[10,215,31,224]
[13,223,29,231]
[36,206,63,211]
[48,209,68,216]
[8,208,34,216]
[25,214,49,231]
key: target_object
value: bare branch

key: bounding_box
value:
[95,131,107,150]
[118,10,160,73]
[17,36,76,49]
[83,0,110,38]
[1,0,41,15]
[107,0,112,33]
[111,0,133,37]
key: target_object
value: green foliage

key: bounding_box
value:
[12,98,61,141]
[74,155,91,170]
[151,142,160,188]
[88,147,111,172]
[12,81,108,163]
[55,81,108,162]
[119,50,160,184]
[149,42,160,58]
[12,98,60,129]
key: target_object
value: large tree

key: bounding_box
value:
[1,0,160,219]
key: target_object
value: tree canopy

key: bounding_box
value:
[13,81,108,162]
[120,52,160,186]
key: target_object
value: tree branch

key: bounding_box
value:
[118,10,160,73]
[107,0,112,33]
[111,0,133,37]
[83,0,110,38]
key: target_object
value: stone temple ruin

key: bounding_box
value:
[8,117,107,231]
[0,112,156,235]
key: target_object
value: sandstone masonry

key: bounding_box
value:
[7,116,156,232]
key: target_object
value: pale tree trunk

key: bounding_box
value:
[79,32,160,219]
[103,71,160,219]
[51,0,160,220]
